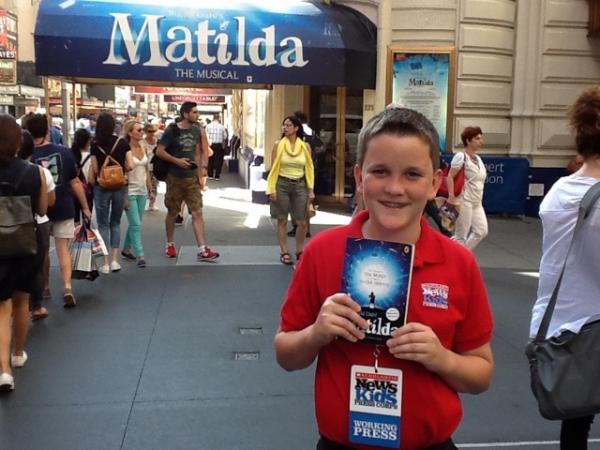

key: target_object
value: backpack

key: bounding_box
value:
[0,163,38,258]
[304,132,324,159]
[151,123,179,181]
[97,138,127,190]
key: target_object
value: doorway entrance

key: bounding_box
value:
[308,87,364,206]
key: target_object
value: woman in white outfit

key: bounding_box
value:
[121,121,152,268]
[529,86,600,450]
[447,126,488,250]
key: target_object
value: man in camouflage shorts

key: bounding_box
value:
[155,102,219,261]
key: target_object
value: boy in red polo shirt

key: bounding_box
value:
[275,107,494,450]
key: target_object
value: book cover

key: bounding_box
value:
[342,238,415,345]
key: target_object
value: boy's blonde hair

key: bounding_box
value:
[356,107,440,170]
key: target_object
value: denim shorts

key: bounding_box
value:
[270,176,308,221]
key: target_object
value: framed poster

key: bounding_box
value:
[387,47,456,153]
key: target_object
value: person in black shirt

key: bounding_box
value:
[0,114,48,392]
[88,113,133,274]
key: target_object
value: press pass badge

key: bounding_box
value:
[349,365,402,448]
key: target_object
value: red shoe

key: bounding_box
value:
[197,246,219,261]
[166,243,177,258]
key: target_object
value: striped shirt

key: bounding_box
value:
[206,121,227,144]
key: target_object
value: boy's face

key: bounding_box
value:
[354,133,442,241]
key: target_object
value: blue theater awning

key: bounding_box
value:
[34,0,377,89]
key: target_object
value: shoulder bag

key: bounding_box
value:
[437,153,466,198]
[526,181,600,420]
[98,138,127,190]
[0,163,38,258]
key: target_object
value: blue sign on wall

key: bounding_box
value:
[443,155,530,215]
[34,0,376,88]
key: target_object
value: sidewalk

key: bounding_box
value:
[2,173,568,450]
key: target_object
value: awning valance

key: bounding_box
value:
[34,0,377,89]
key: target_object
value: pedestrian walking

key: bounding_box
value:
[529,86,600,450]
[121,121,152,268]
[26,114,91,307]
[70,128,93,223]
[0,115,49,392]
[447,126,488,250]
[88,112,133,274]
[275,107,494,449]
[141,122,159,211]
[155,102,219,261]
[266,115,315,265]
[287,110,319,238]
[18,130,55,321]
[206,112,227,181]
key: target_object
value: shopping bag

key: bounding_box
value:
[434,197,461,233]
[70,225,99,281]
[87,226,108,257]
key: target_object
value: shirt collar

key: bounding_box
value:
[348,210,445,268]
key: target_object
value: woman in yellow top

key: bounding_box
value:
[267,115,315,265]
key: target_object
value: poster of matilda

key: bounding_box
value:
[342,238,414,345]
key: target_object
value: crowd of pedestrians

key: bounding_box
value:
[0,101,222,392]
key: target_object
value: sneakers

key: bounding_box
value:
[197,246,219,262]
[137,257,147,268]
[98,264,110,275]
[63,289,76,308]
[110,261,122,272]
[175,214,184,225]
[11,351,27,368]
[0,373,14,392]
[166,243,177,258]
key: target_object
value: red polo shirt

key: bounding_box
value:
[280,210,493,450]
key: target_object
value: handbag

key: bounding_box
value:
[0,163,38,258]
[437,154,466,198]
[98,138,127,190]
[526,181,600,420]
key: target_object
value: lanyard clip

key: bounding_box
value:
[373,346,381,373]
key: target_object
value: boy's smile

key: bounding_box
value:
[354,133,441,243]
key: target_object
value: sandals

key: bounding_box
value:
[296,251,303,261]
[31,307,49,321]
[280,252,294,265]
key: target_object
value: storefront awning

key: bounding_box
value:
[34,0,377,89]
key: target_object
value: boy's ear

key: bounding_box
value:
[353,164,363,195]
[429,168,443,200]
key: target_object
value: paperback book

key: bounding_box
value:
[342,238,415,345]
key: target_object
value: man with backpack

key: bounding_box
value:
[25,114,91,308]
[155,102,219,262]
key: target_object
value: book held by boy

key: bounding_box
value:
[342,238,415,345]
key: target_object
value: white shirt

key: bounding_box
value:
[128,154,149,196]
[451,152,487,204]
[37,166,55,225]
[80,150,92,182]
[206,121,227,144]
[529,175,600,339]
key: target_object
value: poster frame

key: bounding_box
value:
[386,46,456,153]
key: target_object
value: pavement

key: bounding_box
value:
[1,171,598,450]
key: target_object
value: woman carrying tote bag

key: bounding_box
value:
[529,86,600,450]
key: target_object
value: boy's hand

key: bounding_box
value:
[386,322,451,373]
[310,293,369,347]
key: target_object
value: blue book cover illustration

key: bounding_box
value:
[342,238,414,345]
